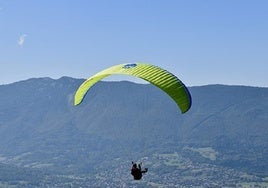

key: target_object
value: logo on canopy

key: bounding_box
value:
[123,63,137,69]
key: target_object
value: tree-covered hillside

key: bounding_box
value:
[0,77,267,187]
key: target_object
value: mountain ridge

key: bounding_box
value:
[0,77,267,187]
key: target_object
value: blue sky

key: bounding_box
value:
[0,0,267,87]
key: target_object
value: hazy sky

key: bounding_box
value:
[0,0,267,87]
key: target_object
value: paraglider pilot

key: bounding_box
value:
[131,161,148,180]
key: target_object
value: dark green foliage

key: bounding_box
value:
[0,78,267,187]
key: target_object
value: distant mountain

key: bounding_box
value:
[0,77,267,187]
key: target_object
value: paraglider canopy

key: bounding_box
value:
[74,63,191,113]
